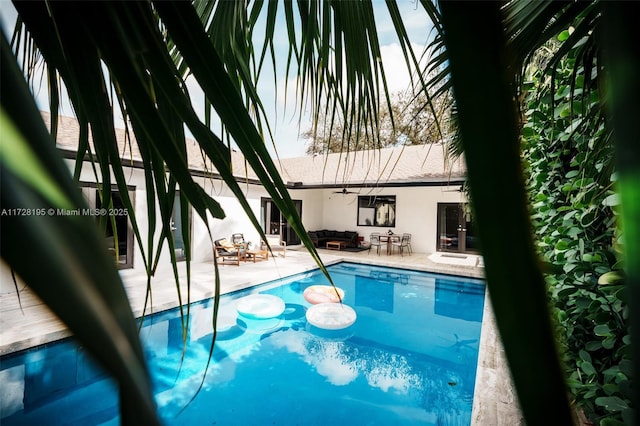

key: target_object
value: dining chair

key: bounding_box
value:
[369,233,382,255]
[402,233,413,254]
[391,234,411,256]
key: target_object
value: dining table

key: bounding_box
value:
[379,234,400,255]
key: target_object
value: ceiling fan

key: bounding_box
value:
[333,188,359,195]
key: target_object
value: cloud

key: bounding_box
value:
[379,41,428,95]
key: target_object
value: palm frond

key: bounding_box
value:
[6,1,636,424]
[1,31,160,425]
[602,2,640,419]
[5,1,331,420]
[437,2,573,423]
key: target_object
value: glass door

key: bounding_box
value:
[261,198,302,246]
[282,199,303,246]
[462,206,478,252]
[171,192,191,261]
[83,183,135,269]
[437,203,478,253]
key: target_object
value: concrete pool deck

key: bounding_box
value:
[0,248,523,425]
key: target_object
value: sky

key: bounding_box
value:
[1,1,433,159]
[251,1,434,158]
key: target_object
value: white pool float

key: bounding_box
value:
[303,285,345,304]
[236,294,285,319]
[306,303,357,330]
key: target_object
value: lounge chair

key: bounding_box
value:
[214,238,245,266]
[260,234,286,257]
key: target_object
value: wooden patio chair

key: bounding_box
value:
[214,238,245,266]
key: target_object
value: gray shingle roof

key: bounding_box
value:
[44,112,464,187]
[277,144,465,187]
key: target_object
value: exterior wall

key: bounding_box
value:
[311,186,466,254]
[199,185,438,254]
[318,188,359,231]
[66,161,276,273]
[58,162,335,273]
[197,180,268,261]
[396,187,466,254]
[290,189,324,232]
[0,156,467,290]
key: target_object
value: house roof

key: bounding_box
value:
[46,111,256,181]
[44,112,465,188]
[277,144,465,188]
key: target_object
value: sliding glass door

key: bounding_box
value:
[437,203,478,253]
[261,198,302,246]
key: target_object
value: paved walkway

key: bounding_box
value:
[0,247,523,425]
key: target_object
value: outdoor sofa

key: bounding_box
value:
[308,230,359,248]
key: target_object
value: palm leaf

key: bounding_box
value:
[10,1,636,424]
[153,1,328,271]
[1,32,159,425]
[437,2,573,423]
[602,2,640,419]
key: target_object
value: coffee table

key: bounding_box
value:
[326,241,347,251]
[245,249,269,262]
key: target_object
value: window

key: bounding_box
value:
[357,195,396,227]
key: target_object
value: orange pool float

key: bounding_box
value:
[303,285,345,304]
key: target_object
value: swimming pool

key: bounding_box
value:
[0,262,485,425]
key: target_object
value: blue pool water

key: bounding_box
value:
[0,262,485,425]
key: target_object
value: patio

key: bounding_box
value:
[0,248,523,425]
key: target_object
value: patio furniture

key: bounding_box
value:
[380,233,400,255]
[245,249,269,262]
[231,233,246,245]
[369,233,382,255]
[261,234,286,257]
[402,233,413,254]
[214,238,246,266]
[326,240,347,251]
[391,234,412,256]
[308,230,359,248]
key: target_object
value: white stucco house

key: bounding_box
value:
[49,112,475,274]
